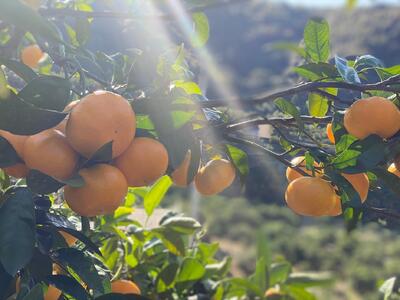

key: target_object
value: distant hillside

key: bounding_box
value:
[203,1,400,97]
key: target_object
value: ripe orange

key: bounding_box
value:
[44,285,62,300]
[328,173,369,216]
[286,156,321,183]
[194,159,236,196]
[344,96,400,139]
[285,177,337,217]
[59,230,78,246]
[388,163,400,177]
[54,100,80,134]
[21,45,44,69]
[114,137,169,187]
[171,150,192,187]
[66,91,136,158]
[0,130,29,178]
[23,130,78,180]
[111,279,141,295]
[326,123,335,144]
[64,164,128,217]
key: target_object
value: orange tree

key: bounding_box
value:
[0,0,400,299]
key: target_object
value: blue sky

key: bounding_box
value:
[272,0,399,7]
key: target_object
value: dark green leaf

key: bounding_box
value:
[26,170,65,194]
[53,248,111,296]
[46,275,89,300]
[0,136,23,167]
[0,187,35,275]
[156,263,179,292]
[274,98,303,130]
[0,0,62,43]
[293,63,338,80]
[82,141,113,168]
[156,229,185,256]
[250,258,266,293]
[372,167,400,196]
[18,76,71,111]
[176,258,206,283]
[269,262,292,285]
[161,216,201,234]
[26,248,52,281]
[0,58,37,82]
[55,227,101,256]
[22,284,44,300]
[0,90,66,135]
[304,18,330,62]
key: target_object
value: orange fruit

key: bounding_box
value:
[22,0,41,10]
[194,159,236,196]
[0,130,29,178]
[23,130,78,180]
[59,230,78,246]
[66,91,136,158]
[388,163,400,177]
[328,173,369,216]
[64,164,128,217]
[286,156,321,183]
[344,96,400,140]
[171,150,192,187]
[44,285,62,300]
[114,137,169,187]
[285,177,337,217]
[111,279,141,295]
[326,123,335,144]
[54,100,80,134]
[21,45,44,69]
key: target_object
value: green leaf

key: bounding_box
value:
[250,257,267,293]
[376,65,400,80]
[0,187,35,276]
[0,0,63,43]
[18,76,71,111]
[256,231,271,269]
[269,262,292,285]
[379,277,396,300]
[156,229,185,256]
[26,169,65,194]
[226,144,249,180]
[190,12,209,48]
[335,56,361,84]
[144,176,172,217]
[0,91,66,135]
[228,278,263,297]
[76,17,91,46]
[171,111,196,128]
[354,55,383,70]
[176,258,206,283]
[0,58,38,82]
[53,248,111,296]
[46,275,89,300]
[0,136,23,167]
[82,141,113,168]
[285,285,316,300]
[308,93,329,117]
[161,216,201,234]
[286,272,333,288]
[173,81,202,95]
[22,284,44,300]
[156,263,179,292]
[274,98,303,130]
[304,18,330,62]
[293,62,338,80]
[0,68,10,100]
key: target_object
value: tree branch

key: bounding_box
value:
[200,74,400,108]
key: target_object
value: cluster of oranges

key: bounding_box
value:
[3,88,236,216]
[285,96,400,217]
